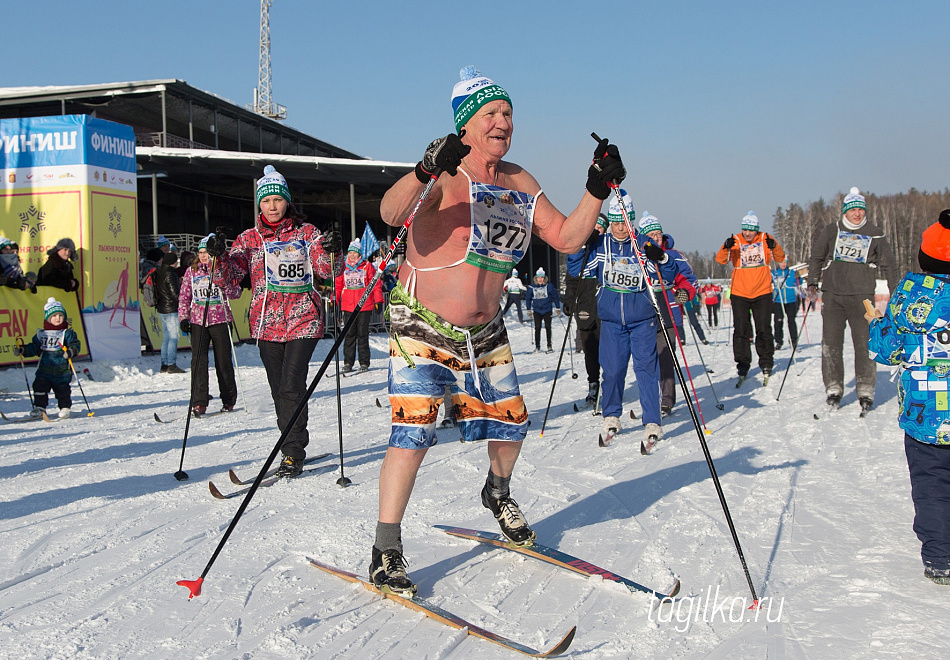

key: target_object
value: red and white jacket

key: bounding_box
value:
[335,259,383,313]
[215,215,340,342]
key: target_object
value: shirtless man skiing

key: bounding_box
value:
[369,66,625,594]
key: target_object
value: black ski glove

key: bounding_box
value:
[65,347,77,359]
[586,137,626,200]
[765,236,776,249]
[13,345,23,356]
[320,230,342,254]
[414,132,471,183]
[180,319,191,334]
[643,240,665,262]
[206,231,228,258]
[722,236,736,250]
[675,288,690,305]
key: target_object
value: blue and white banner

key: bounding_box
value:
[1,115,136,174]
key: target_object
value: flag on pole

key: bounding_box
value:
[361,222,381,260]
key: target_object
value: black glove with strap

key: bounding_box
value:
[320,230,342,254]
[180,319,191,335]
[765,235,776,249]
[586,136,626,200]
[13,344,23,356]
[722,236,736,250]
[206,231,228,258]
[643,240,666,262]
[414,133,471,183]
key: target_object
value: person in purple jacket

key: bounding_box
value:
[179,234,241,415]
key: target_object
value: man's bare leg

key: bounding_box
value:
[487,440,522,478]
[378,446,429,524]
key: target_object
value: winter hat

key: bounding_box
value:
[48,237,77,260]
[44,297,65,320]
[162,252,178,266]
[0,237,14,251]
[596,214,608,230]
[347,239,362,255]
[917,210,950,275]
[741,212,759,231]
[511,269,518,277]
[606,189,634,223]
[638,211,662,235]
[197,233,213,251]
[256,165,292,207]
[535,267,546,279]
[451,66,512,133]
[156,235,171,249]
[842,187,866,213]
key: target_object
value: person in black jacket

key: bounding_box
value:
[155,252,185,373]
[37,238,80,292]
[564,226,603,406]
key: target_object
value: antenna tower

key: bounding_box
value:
[248,0,286,119]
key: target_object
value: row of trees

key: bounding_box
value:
[681,188,950,279]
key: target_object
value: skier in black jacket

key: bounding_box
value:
[154,252,185,373]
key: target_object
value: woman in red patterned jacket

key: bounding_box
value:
[210,165,342,477]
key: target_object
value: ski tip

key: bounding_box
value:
[153,412,162,423]
[176,577,203,599]
[541,625,577,657]
[42,412,52,423]
[667,578,682,599]
[640,442,648,455]
[813,413,820,420]
[208,481,227,499]
[572,404,580,412]
[228,469,242,485]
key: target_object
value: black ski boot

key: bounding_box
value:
[826,393,842,410]
[481,484,536,546]
[585,382,599,406]
[859,397,873,417]
[369,546,417,596]
[275,455,303,478]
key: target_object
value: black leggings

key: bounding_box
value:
[533,312,552,348]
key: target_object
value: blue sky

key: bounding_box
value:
[4,1,948,252]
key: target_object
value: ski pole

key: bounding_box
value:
[655,270,711,434]
[175,255,217,481]
[595,133,758,605]
[539,241,593,437]
[57,342,94,417]
[223,298,249,413]
[330,254,351,488]
[776,300,812,401]
[177,168,441,599]
[554,310,577,378]
[685,310,724,411]
[14,337,35,409]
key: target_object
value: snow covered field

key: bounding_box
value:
[0,310,945,659]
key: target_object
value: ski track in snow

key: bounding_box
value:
[0,315,945,658]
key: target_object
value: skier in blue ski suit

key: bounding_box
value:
[15,297,82,418]
[867,209,950,585]
[525,267,561,352]
[583,191,680,442]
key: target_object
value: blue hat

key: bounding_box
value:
[157,235,171,248]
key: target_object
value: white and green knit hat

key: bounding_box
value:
[451,66,512,133]
[256,165,292,207]
[638,211,662,235]
[44,296,65,320]
[606,189,634,223]
[347,239,362,255]
[741,211,759,231]
[842,187,866,213]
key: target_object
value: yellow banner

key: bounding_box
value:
[0,285,89,367]
[140,289,253,352]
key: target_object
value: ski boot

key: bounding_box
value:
[275,455,303,478]
[369,546,417,596]
[826,393,842,411]
[859,397,873,417]
[924,564,950,586]
[599,416,621,447]
[58,408,71,419]
[641,423,662,455]
[481,484,536,546]
[29,407,45,420]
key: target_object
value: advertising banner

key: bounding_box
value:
[0,286,89,367]
[1,115,139,360]
[140,289,253,353]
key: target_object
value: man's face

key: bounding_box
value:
[462,100,513,160]
[610,221,629,241]
[741,229,758,242]
[845,208,866,225]
[646,230,663,244]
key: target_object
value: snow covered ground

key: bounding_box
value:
[0,309,945,659]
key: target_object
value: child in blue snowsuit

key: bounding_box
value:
[15,297,81,419]
[525,267,561,352]
[867,209,950,585]
[583,190,681,444]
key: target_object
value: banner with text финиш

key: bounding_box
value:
[1,115,139,360]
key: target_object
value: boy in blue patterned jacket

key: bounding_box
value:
[14,297,82,420]
[867,209,950,585]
